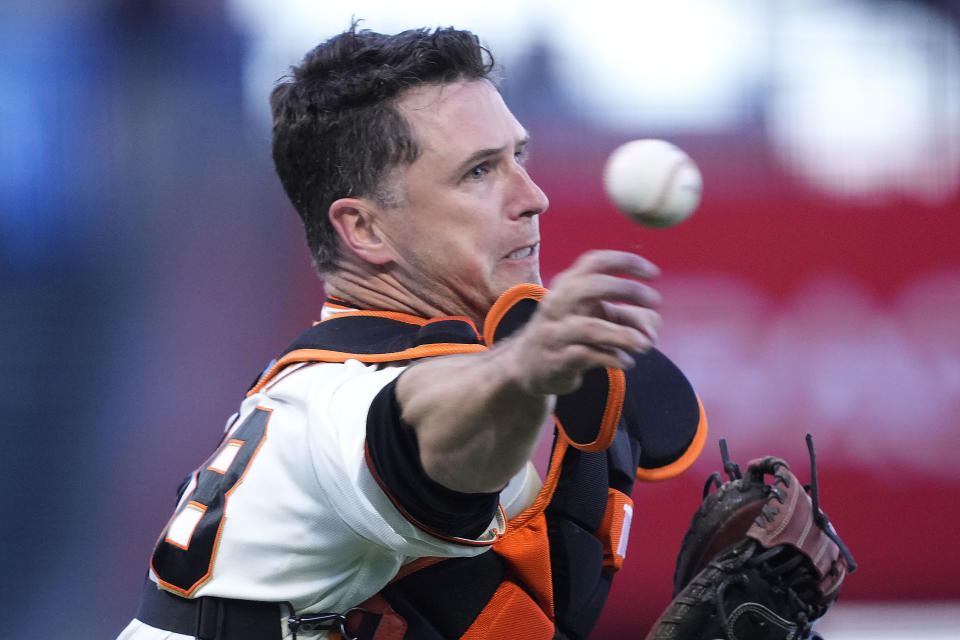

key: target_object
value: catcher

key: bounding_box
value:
[117,24,853,640]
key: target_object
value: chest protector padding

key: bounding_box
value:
[251,285,706,640]
[544,429,642,637]
[380,553,510,640]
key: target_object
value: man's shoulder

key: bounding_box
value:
[253,358,398,402]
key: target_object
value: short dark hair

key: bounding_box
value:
[270,24,496,274]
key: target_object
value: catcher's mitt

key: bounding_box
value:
[646,435,856,640]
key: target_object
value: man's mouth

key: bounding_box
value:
[505,243,539,259]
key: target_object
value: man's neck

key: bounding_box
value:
[322,266,477,324]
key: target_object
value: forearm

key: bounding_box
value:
[397,345,555,494]
[397,251,661,494]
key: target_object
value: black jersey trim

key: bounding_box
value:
[365,378,501,542]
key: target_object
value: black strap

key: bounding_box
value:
[136,576,282,640]
[280,315,481,358]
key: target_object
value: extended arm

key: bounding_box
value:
[397,250,662,493]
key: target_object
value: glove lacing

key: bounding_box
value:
[698,435,858,640]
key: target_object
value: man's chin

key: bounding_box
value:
[501,265,542,288]
[492,273,543,303]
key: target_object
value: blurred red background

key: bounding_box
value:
[528,142,960,632]
[2,2,957,637]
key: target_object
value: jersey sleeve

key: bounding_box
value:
[308,360,505,555]
[364,377,503,541]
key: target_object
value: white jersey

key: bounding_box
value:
[119,353,517,640]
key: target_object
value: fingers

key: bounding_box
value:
[542,272,661,318]
[502,249,664,396]
[601,301,662,345]
[568,249,661,281]
[534,314,650,360]
[512,340,635,395]
[544,249,662,319]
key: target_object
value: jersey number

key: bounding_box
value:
[151,407,271,595]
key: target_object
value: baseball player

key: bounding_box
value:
[118,24,850,640]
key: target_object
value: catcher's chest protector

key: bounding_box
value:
[251,284,707,640]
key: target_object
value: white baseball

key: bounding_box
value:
[603,139,703,228]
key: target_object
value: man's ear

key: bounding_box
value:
[328,197,394,265]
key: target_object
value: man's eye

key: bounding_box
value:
[467,164,489,179]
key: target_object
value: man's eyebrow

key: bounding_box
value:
[455,135,531,175]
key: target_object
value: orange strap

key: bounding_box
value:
[481,283,547,342]
[553,367,624,452]
[595,488,634,572]
[635,395,709,482]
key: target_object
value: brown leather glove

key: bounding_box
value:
[646,435,857,640]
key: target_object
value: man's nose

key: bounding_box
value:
[512,165,549,219]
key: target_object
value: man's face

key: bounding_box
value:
[376,80,549,322]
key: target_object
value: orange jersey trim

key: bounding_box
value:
[635,394,709,482]
[154,407,273,597]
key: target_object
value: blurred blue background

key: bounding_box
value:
[2,1,958,637]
